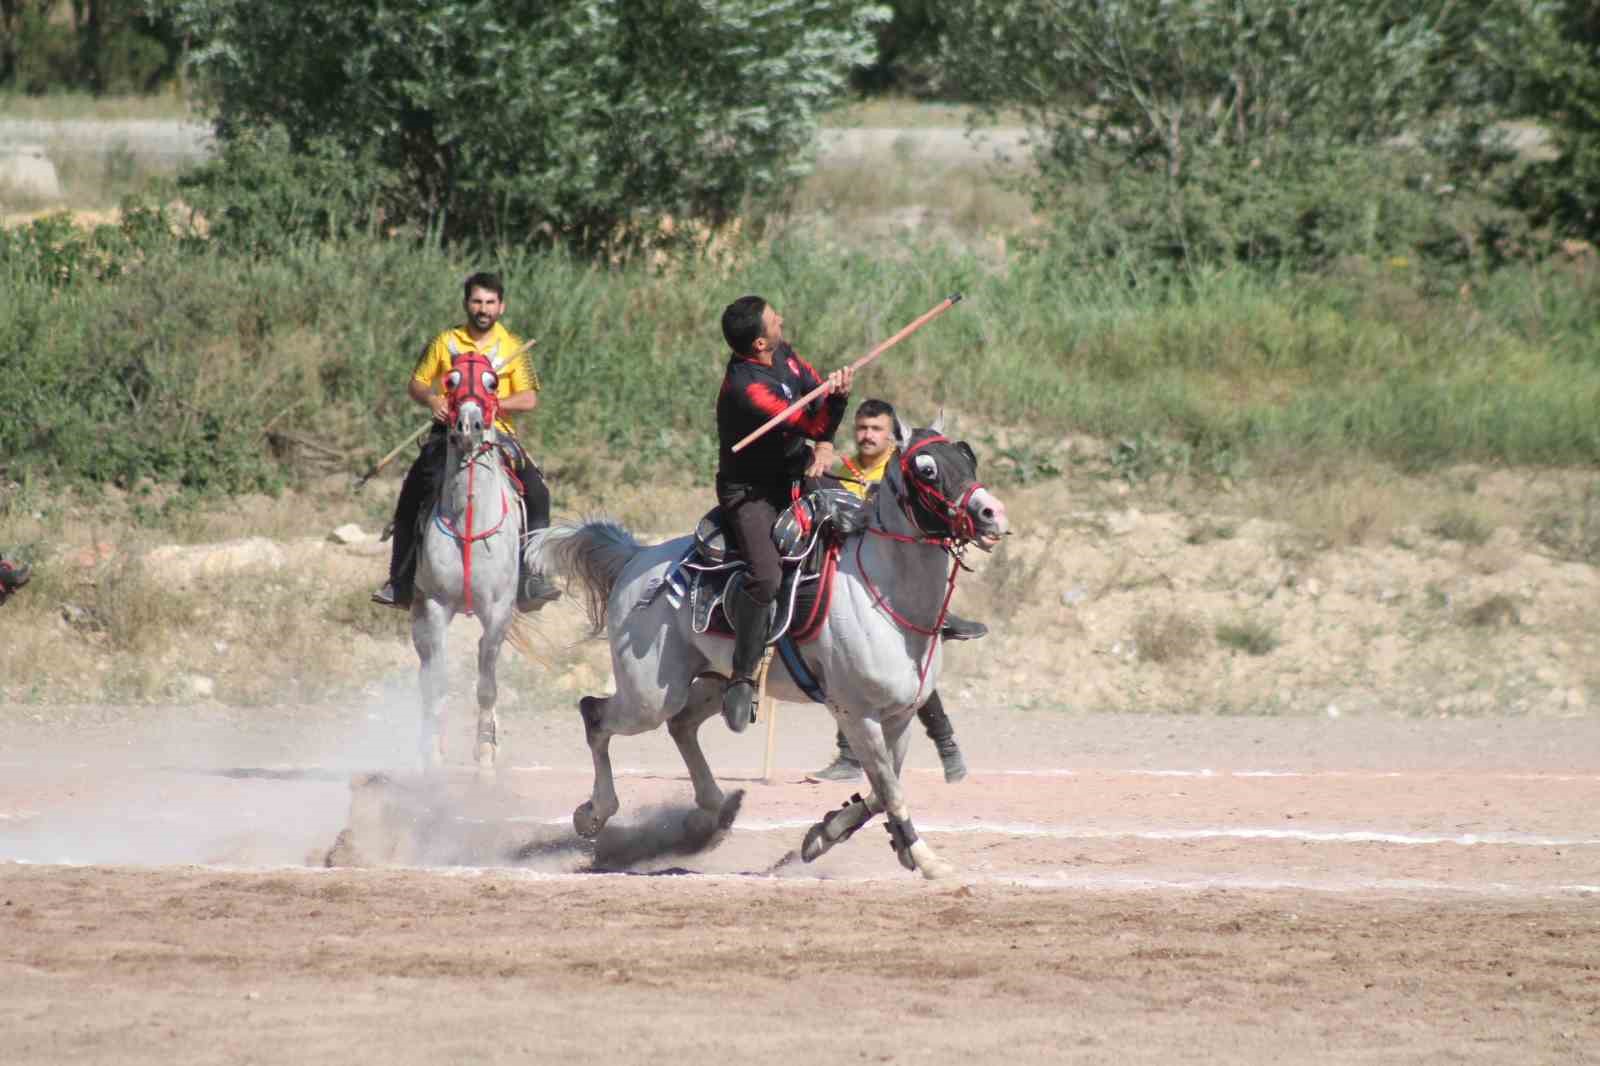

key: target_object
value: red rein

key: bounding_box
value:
[439,352,507,616]
[855,434,985,700]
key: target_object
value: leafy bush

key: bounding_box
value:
[939,1,1526,273]
[177,127,396,256]
[168,0,888,254]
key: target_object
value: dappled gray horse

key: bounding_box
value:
[412,351,523,772]
[526,419,1008,878]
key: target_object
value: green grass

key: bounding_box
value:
[4,223,1600,499]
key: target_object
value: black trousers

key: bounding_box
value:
[715,478,793,605]
[388,429,550,591]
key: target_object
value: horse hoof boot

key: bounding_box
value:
[721,679,756,733]
[801,822,832,863]
[573,801,606,839]
[885,813,921,873]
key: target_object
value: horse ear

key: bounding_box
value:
[930,409,946,435]
[895,418,913,453]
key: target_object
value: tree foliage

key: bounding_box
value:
[164,0,888,254]
[1507,0,1600,243]
[939,1,1524,272]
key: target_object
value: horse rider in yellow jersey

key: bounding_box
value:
[813,398,987,784]
[373,271,559,612]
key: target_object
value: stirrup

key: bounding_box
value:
[518,571,561,612]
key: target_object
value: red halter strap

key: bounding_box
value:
[444,350,501,428]
[897,434,984,542]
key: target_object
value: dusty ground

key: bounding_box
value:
[3,709,1598,1065]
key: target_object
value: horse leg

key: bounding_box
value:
[572,694,621,838]
[839,709,955,880]
[667,676,728,837]
[473,610,511,775]
[411,597,451,771]
[800,703,889,863]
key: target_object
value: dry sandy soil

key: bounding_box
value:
[3,705,1598,1065]
[4,451,1600,1063]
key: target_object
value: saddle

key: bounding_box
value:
[637,488,868,648]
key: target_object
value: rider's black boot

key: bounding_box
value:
[374,510,418,609]
[940,612,988,641]
[517,565,561,612]
[721,580,774,734]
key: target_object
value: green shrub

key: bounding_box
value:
[1215,617,1280,657]
[170,0,888,253]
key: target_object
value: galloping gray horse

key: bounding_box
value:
[412,351,523,773]
[526,419,1008,878]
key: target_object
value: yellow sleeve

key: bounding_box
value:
[498,333,541,394]
[411,332,452,388]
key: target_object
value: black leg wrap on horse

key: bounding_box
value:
[801,793,875,863]
[885,813,920,871]
[822,793,873,843]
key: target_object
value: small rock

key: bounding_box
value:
[1060,585,1089,607]
[329,523,368,544]
[1326,704,1341,719]
[187,675,216,698]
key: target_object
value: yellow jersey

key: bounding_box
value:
[411,322,540,437]
[836,451,891,500]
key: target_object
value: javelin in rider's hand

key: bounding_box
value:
[730,294,963,455]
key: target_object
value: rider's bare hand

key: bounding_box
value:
[826,366,854,398]
[429,394,450,423]
[806,441,835,478]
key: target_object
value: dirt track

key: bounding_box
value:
[3,709,1597,1063]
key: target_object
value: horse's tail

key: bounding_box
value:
[525,520,644,636]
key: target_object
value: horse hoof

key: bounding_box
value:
[800,822,831,863]
[573,802,606,839]
[910,840,956,880]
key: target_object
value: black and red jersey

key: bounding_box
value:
[716,341,846,490]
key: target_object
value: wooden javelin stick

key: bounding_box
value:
[354,337,537,488]
[730,293,964,455]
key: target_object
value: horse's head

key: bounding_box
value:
[444,350,500,451]
[889,414,1009,549]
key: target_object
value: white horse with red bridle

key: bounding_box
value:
[412,350,522,772]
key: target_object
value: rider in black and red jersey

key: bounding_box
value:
[715,295,852,732]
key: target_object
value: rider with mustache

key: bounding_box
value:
[813,398,986,784]
[373,271,558,612]
[715,295,852,733]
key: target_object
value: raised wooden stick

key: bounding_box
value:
[731,293,963,455]
[354,337,537,489]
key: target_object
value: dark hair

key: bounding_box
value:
[463,271,505,303]
[721,295,767,356]
[854,397,902,439]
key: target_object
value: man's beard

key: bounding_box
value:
[471,313,495,331]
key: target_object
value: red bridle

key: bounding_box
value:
[896,433,984,543]
[444,350,500,429]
